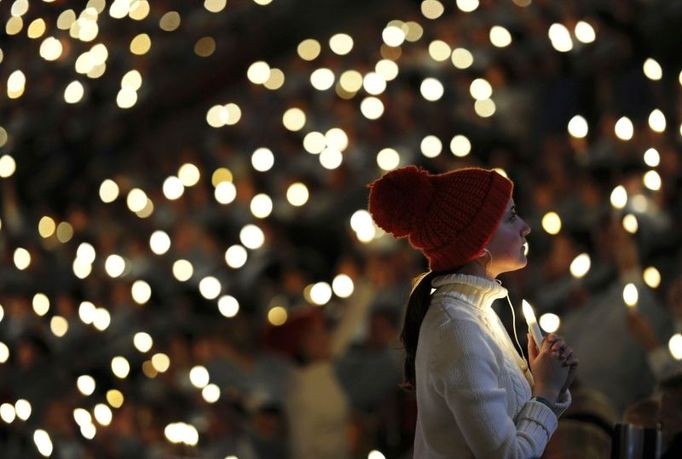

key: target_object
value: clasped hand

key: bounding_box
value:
[528,333,578,402]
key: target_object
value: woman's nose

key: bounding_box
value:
[521,220,531,237]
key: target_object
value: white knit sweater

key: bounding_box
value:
[413,274,571,458]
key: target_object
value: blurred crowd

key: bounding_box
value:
[1,0,682,457]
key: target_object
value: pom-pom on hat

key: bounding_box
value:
[368,166,512,272]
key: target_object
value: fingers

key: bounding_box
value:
[545,335,566,355]
[532,333,578,371]
[540,334,577,366]
[562,351,578,367]
[527,333,539,360]
[540,334,557,351]
[560,365,578,394]
[550,340,565,354]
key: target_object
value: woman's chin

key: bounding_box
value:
[512,256,528,271]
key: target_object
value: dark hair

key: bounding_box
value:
[400,270,439,391]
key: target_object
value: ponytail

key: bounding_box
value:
[400,271,439,391]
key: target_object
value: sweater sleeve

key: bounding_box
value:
[551,389,571,417]
[430,319,558,459]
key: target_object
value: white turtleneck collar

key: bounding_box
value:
[431,273,508,311]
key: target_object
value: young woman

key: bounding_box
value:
[368,166,578,458]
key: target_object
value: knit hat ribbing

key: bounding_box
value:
[368,166,513,272]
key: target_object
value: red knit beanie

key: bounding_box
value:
[368,166,513,272]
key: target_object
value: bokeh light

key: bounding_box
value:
[610,185,628,209]
[252,148,275,172]
[643,58,662,81]
[548,23,573,52]
[163,176,185,200]
[287,182,310,206]
[105,255,126,278]
[283,108,306,131]
[33,430,53,457]
[310,282,333,305]
[329,33,353,55]
[574,21,596,43]
[643,148,660,167]
[382,24,406,47]
[332,274,354,298]
[268,306,288,326]
[615,117,634,141]
[649,109,666,133]
[377,148,400,170]
[202,384,221,403]
[450,135,472,157]
[360,97,384,119]
[669,334,682,360]
[421,135,442,158]
[240,224,265,249]
[250,194,273,219]
[451,48,474,69]
[489,25,512,47]
[50,316,69,337]
[77,375,96,396]
[134,332,153,352]
[539,313,560,333]
[351,209,377,243]
[131,280,152,304]
[225,245,248,269]
[0,343,10,364]
[542,212,562,235]
[173,259,194,281]
[570,253,591,278]
[622,214,639,234]
[421,0,444,19]
[149,230,171,255]
[218,295,240,318]
[111,356,131,379]
[215,181,237,204]
[643,267,661,289]
[310,68,335,90]
[420,78,444,101]
[623,283,639,307]
[14,248,31,270]
[0,341,10,363]
[189,366,210,389]
[297,39,321,61]
[568,115,589,138]
[32,293,50,316]
[199,276,222,300]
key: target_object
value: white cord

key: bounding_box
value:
[486,247,530,369]
[506,293,529,368]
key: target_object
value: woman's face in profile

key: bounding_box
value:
[485,198,531,277]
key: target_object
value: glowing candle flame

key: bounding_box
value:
[522,300,544,348]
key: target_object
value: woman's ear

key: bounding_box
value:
[479,248,494,276]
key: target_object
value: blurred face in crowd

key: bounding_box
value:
[484,198,531,277]
[300,319,332,362]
